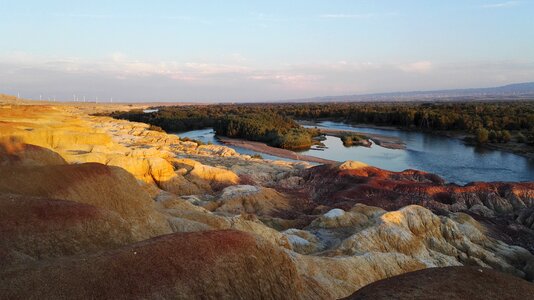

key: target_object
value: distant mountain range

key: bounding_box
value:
[288,82,534,102]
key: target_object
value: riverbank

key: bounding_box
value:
[388,127,534,160]
[463,139,534,160]
[300,119,405,149]
[429,130,534,160]
[217,137,337,164]
[317,128,405,149]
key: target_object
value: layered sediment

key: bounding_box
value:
[1,101,533,299]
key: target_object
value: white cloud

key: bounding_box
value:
[1,53,533,102]
[398,61,433,73]
[320,12,398,19]
[51,13,114,19]
[482,1,520,8]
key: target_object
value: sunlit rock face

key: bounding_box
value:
[334,206,533,278]
[155,192,292,249]
[0,103,533,299]
[290,250,426,299]
[0,104,246,198]
[338,160,368,170]
[204,185,290,216]
[283,204,534,280]
[197,144,238,156]
[300,161,533,215]
[296,161,534,253]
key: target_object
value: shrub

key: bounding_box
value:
[501,130,511,143]
[271,128,312,150]
[476,128,489,144]
[340,133,365,147]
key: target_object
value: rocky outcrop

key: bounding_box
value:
[183,161,240,191]
[282,204,534,276]
[0,105,244,197]
[300,161,533,215]
[309,207,377,229]
[291,252,425,299]
[156,194,291,249]
[331,205,534,279]
[197,144,238,156]
[1,103,533,299]
[517,207,534,229]
[0,105,114,153]
[205,185,290,216]
[344,266,534,300]
[295,161,534,254]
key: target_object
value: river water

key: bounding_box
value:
[174,128,297,162]
[175,123,534,184]
[301,121,534,184]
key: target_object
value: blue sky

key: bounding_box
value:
[1,0,533,102]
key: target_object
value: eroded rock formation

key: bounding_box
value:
[1,102,533,299]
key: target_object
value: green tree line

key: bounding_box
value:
[107,101,534,149]
[108,107,315,150]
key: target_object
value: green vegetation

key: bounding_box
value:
[487,130,511,143]
[107,101,534,152]
[278,102,534,135]
[214,113,313,149]
[476,128,489,144]
[340,133,369,147]
[108,107,216,132]
[109,107,316,150]
[271,101,534,148]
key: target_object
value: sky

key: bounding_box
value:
[1,0,533,102]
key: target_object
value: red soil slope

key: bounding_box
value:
[345,266,534,300]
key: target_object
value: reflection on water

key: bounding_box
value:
[302,121,534,184]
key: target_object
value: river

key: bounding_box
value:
[175,123,534,184]
[174,128,298,162]
[301,121,534,184]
